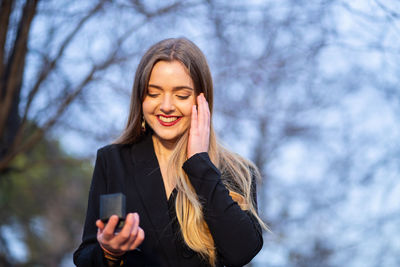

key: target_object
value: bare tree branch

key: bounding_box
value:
[0,36,131,172]
[0,0,14,82]
[0,0,38,136]
[21,0,108,128]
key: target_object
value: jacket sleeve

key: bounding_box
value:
[73,148,110,267]
[182,152,263,267]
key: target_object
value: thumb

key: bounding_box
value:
[96,219,105,232]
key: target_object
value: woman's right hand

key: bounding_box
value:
[96,213,145,256]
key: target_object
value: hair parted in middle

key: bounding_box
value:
[116,37,267,266]
[116,37,213,145]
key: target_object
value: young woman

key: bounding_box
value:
[74,38,266,267]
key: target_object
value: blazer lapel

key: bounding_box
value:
[130,134,177,265]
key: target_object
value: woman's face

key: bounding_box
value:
[142,60,196,143]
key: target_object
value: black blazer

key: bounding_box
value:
[73,133,263,267]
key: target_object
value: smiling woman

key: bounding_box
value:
[73,38,267,267]
[143,60,195,143]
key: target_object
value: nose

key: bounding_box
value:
[160,94,175,113]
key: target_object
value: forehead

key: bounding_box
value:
[148,60,193,87]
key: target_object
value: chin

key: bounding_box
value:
[154,131,186,143]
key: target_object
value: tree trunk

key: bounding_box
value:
[0,0,38,173]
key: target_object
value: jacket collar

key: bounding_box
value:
[130,133,157,164]
[129,133,178,264]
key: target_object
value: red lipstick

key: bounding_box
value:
[156,115,182,126]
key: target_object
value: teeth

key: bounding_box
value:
[158,116,178,123]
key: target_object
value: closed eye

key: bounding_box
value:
[177,95,190,100]
[147,93,159,98]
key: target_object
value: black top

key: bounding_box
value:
[73,133,263,267]
[166,188,206,263]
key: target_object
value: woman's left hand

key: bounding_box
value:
[187,93,210,158]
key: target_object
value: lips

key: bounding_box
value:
[157,115,182,126]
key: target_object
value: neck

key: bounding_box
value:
[152,135,177,163]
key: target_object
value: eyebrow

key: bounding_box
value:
[148,84,194,91]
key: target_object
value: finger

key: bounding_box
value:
[191,104,198,133]
[201,94,209,124]
[199,94,209,134]
[200,95,210,152]
[132,213,139,235]
[203,94,210,122]
[121,213,140,250]
[197,94,204,132]
[96,219,105,231]
[203,94,210,127]
[96,221,105,241]
[102,215,119,240]
[97,227,102,240]
[120,213,139,248]
[128,227,145,251]
[114,213,135,244]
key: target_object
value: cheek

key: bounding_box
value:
[142,102,154,123]
[142,99,152,115]
[186,97,196,115]
[184,102,195,117]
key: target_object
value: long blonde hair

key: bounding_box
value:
[115,38,267,266]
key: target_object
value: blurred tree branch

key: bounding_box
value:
[0,0,39,172]
[0,0,186,174]
[0,0,109,174]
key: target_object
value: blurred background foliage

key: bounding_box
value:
[0,128,92,266]
[0,0,399,266]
